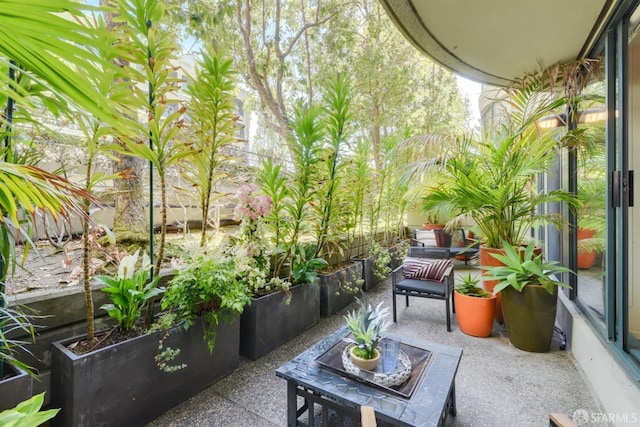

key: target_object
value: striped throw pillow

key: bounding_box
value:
[403,257,453,282]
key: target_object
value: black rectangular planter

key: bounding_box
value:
[240,284,320,360]
[352,255,385,291]
[0,365,32,411]
[318,262,362,317]
[50,317,239,427]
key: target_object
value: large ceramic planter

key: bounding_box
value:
[479,244,542,323]
[500,285,558,352]
[240,283,320,360]
[0,365,32,411]
[318,262,361,317]
[50,317,240,427]
[453,291,496,338]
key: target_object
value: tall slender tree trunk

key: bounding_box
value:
[112,154,149,244]
[82,159,95,344]
[372,99,382,170]
[200,126,219,247]
[154,173,167,278]
[102,0,148,246]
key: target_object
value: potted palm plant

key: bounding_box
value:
[418,75,580,320]
[453,274,496,338]
[484,242,572,352]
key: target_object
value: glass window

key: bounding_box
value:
[627,11,640,362]
[575,75,607,331]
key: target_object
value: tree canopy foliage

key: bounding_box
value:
[164,0,470,167]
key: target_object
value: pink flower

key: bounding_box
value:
[234,184,273,221]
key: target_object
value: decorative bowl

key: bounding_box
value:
[341,345,412,387]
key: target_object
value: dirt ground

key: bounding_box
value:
[4,239,86,295]
[3,231,198,296]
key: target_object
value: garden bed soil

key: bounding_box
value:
[66,326,146,355]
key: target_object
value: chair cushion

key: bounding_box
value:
[403,257,452,282]
[395,278,446,296]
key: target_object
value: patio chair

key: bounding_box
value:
[433,228,479,264]
[391,247,455,331]
[413,228,479,264]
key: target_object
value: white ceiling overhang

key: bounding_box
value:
[380,0,620,86]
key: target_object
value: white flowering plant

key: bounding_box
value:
[97,249,163,331]
[233,183,289,296]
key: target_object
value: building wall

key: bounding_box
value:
[558,292,640,425]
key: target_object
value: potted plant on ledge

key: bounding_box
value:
[485,242,572,352]
[453,274,496,338]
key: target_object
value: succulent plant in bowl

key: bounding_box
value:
[344,298,391,369]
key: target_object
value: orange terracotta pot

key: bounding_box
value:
[479,244,542,323]
[422,223,445,230]
[480,246,506,323]
[454,291,496,337]
[577,228,597,269]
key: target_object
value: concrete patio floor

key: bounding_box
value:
[147,263,608,427]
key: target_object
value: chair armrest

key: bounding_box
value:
[410,238,425,247]
[391,265,404,284]
[442,264,455,295]
[442,264,454,280]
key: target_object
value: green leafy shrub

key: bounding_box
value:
[485,241,573,294]
[161,245,251,352]
[289,243,328,285]
[369,241,391,280]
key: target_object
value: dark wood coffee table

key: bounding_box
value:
[275,326,462,426]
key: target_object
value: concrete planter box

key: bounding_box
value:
[318,262,361,317]
[240,284,320,360]
[0,365,32,411]
[50,316,239,427]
